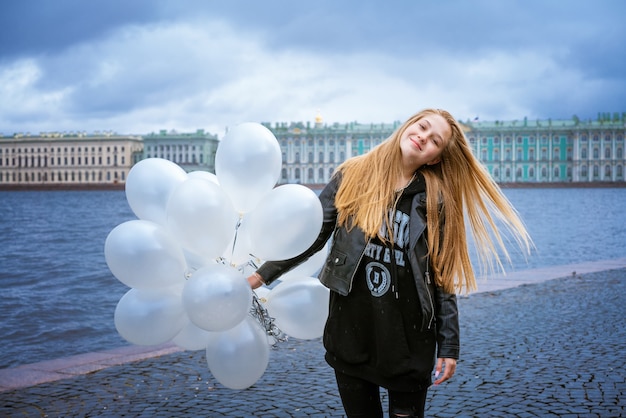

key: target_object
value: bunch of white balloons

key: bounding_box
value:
[104,122,330,390]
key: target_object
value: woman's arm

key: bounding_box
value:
[433,286,459,385]
[434,286,460,359]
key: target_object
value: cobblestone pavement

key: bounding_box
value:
[1,269,625,417]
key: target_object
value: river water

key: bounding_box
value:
[1,188,625,369]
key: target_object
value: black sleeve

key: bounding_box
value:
[256,174,340,284]
[434,286,460,359]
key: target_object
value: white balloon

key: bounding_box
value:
[205,316,270,390]
[114,287,186,346]
[280,242,329,281]
[172,318,211,351]
[215,122,282,213]
[265,276,329,340]
[182,264,252,332]
[246,184,323,260]
[104,220,187,289]
[125,158,188,225]
[253,286,271,302]
[166,178,238,258]
[183,249,214,273]
[222,215,256,266]
[187,170,219,184]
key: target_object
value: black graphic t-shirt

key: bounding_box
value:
[324,173,436,391]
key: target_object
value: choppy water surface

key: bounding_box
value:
[1,188,625,368]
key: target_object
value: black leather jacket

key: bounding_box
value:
[257,174,460,359]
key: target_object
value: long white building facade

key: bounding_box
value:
[0,132,143,187]
[1,113,624,188]
[0,129,218,188]
[267,113,626,186]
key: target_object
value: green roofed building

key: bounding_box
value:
[142,129,219,174]
[267,112,626,186]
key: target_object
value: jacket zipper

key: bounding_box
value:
[424,262,435,330]
[347,238,370,294]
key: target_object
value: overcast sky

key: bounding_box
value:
[1,0,624,137]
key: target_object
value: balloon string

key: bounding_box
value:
[229,214,244,265]
[250,292,287,345]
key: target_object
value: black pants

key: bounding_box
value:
[334,370,428,418]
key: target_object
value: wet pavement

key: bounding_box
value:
[1,259,625,417]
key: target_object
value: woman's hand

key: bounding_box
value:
[247,272,265,289]
[434,358,456,385]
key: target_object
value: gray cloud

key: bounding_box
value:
[0,0,624,136]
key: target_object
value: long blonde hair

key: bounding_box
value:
[334,109,532,293]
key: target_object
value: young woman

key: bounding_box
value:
[248,108,532,417]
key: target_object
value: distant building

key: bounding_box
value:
[466,115,625,183]
[268,112,626,186]
[0,128,219,188]
[0,131,143,187]
[1,113,624,188]
[265,113,403,185]
[142,129,219,173]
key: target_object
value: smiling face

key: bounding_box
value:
[399,114,452,170]
[400,114,452,170]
